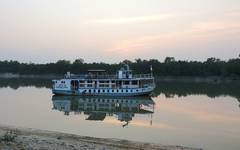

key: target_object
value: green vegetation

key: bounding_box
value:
[0,57,240,77]
[0,131,17,142]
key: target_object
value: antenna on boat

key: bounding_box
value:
[150,65,153,77]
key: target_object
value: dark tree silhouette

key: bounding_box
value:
[0,57,239,77]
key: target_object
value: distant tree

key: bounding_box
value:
[56,60,71,65]
[73,58,84,64]
[164,57,175,63]
[206,57,220,63]
[135,58,142,63]
[149,59,159,63]
[121,59,132,64]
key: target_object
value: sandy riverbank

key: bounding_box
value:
[0,125,201,150]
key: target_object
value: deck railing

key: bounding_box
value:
[65,73,153,79]
[133,74,153,78]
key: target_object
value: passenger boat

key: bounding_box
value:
[52,64,155,96]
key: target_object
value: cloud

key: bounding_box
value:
[85,14,177,24]
[105,18,240,57]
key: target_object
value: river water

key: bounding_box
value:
[0,79,239,150]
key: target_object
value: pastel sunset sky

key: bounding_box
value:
[0,0,240,63]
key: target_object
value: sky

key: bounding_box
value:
[0,0,240,63]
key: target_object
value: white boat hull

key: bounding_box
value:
[52,87,154,96]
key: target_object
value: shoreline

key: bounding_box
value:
[0,73,239,82]
[0,124,201,150]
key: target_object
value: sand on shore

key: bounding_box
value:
[0,125,201,150]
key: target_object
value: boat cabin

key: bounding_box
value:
[52,64,155,96]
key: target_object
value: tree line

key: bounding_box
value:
[0,57,240,77]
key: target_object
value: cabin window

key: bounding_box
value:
[111,81,115,83]
[88,89,91,93]
[98,90,100,93]
[87,85,92,87]
[126,90,128,93]
[112,90,114,92]
[93,89,96,93]
[132,80,138,85]
[136,89,139,92]
[117,90,119,93]
[121,90,123,92]
[107,90,109,92]
[124,81,129,85]
[79,80,84,83]
[87,80,92,83]
[103,90,105,93]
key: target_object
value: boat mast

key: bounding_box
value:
[150,65,153,77]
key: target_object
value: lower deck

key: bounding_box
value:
[53,87,154,96]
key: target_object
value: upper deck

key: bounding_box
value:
[64,73,153,80]
[63,64,154,80]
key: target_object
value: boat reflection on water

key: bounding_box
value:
[52,96,155,127]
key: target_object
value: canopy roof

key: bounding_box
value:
[87,70,106,72]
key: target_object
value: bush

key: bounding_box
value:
[1,131,17,142]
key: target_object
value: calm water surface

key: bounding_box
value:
[0,79,240,150]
